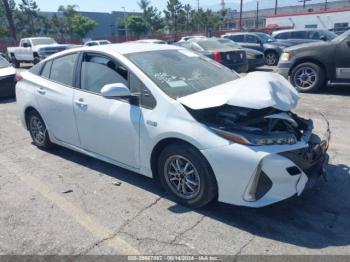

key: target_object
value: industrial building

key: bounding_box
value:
[224,0,350,30]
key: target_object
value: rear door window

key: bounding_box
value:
[230,35,245,42]
[50,53,78,86]
[290,31,307,39]
[275,32,289,39]
[41,60,52,79]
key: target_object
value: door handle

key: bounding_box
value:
[74,98,87,108]
[36,87,45,95]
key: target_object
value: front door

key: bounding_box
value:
[73,52,141,168]
[334,36,350,81]
[244,35,264,52]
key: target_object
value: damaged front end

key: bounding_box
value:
[186,104,315,146]
[186,104,331,205]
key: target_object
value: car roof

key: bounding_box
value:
[273,29,327,34]
[44,43,182,60]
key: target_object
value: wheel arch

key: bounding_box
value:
[150,137,215,183]
[289,57,328,79]
[24,106,41,130]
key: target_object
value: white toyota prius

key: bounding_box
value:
[16,43,330,208]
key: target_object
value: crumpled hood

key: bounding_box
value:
[178,71,300,111]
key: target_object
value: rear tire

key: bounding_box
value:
[290,62,325,93]
[158,143,217,208]
[27,111,54,149]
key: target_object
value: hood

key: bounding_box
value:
[177,71,300,111]
[36,44,71,50]
[284,40,331,52]
[0,66,16,77]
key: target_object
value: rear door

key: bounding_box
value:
[35,53,81,146]
[73,52,141,168]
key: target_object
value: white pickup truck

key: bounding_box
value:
[7,37,75,68]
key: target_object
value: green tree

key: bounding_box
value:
[58,5,78,39]
[125,15,148,36]
[138,0,163,34]
[0,0,17,40]
[17,0,42,36]
[164,0,183,37]
[71,14,97,39]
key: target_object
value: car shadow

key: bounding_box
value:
[45,146,350,250]
[0,97,16,104]
[317,85,350,97]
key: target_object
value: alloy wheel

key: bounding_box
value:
[265,53,277,66]
[293,67,317,90]
[30,116,46,145]
[164,155,201,200]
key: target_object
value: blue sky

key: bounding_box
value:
[14,0,328,13]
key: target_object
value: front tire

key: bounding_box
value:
[290,62,325,93]
[158,143,217,208]
[265,51,278,66]
[11,56,20,68]
[27,111,53,149]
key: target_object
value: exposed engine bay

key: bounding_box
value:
[186,104,313,146]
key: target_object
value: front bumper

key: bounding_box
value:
[248,57,265,70]
[276,62,293,79]
[201,117,330,208]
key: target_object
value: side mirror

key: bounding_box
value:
[320,35,327,41]
[101,83,131,98]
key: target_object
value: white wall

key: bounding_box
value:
[266,10,350,29]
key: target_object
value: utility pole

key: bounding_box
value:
[121,6,127,40]
[197,0,199,11]
[274,0,278,15]
[239,0,243,31]
[298,0,312,9]
[2,0,17,43]
[256,1,259,29]
[324,0,328,10]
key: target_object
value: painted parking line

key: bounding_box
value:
[0,154,140,255]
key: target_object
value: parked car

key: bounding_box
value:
[0,56,16,98]
[277,29,350,92]
[16,43,330,208]
[85,40,112,46]
[178,35,206,42]
[7,37,75,68]
[136,39,167,44]
[175,38,249,73]
[222,32,294,66]
[217,38,265,70]
[272,29,337,43]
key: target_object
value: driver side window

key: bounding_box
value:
[80,53,128,94]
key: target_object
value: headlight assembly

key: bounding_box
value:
[280,52,291,62]
[210,127,297,146]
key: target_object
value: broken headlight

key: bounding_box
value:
[210,127,297,146]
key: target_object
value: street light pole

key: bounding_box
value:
[256,1,259,29]
[325,0,328,10]
[239,0,243,31]
[274,0,278,15]
[122,6,127,40]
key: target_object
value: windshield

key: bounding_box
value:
[217,38,241,49]
[0,57,11,68]
[256,33,276,43]
[332,29,350,43]
[127,50,239,99]
[321,30,337,40]
[31,38,57,46]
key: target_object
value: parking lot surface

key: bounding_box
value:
[0,68,350,256]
